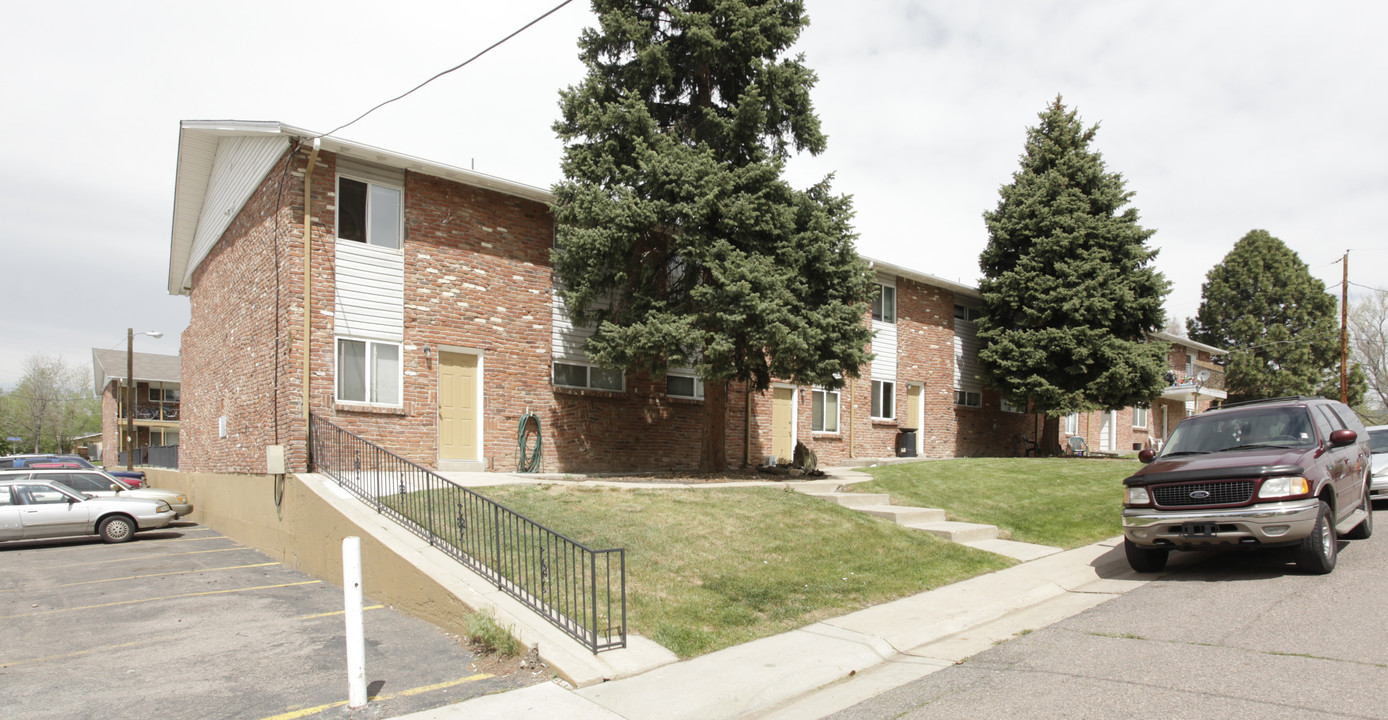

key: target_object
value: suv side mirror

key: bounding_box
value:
[1138,449,1156,464]
[1329,429,1357,447]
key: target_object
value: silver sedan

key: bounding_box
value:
[5,469,195,518]
[0,479,175,543]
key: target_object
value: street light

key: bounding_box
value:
[127,329,163,471]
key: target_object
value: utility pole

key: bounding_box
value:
[1341,251,1349,404]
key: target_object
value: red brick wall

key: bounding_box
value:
[100,381,119,467]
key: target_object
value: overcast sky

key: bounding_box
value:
[3,0,1384,390]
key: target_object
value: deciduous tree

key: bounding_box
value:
[552,0,874,470]
[978,97,1170,454]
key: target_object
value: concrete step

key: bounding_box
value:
[860,506,947,524]
[904,520,999,543]
[959,538,1062,561]
[799,492,892,508]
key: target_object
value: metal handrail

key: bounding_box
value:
[308,414,626,653]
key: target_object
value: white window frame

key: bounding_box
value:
[871,380,896,420]
[553,362,625,392]
[954,390,981,408]
[1065,412,1080,435]
[336,174,403,250]
[335,337,403,407]
[812,387,840,433]
[666,373,704,399]
[1132,407,1148,429]
[872,284,896,324]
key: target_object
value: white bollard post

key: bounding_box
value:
[344,536,367,709]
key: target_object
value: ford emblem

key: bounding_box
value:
[1190,490,1211,499]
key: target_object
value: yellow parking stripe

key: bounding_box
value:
[0,562,281,593]
[0,580,322,619]
[257,673,494,720]
[1,640,150,668]
[297,605,384,620]
[47,546,244,569]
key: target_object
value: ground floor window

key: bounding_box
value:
[955,390,981,407]
[871,380,895,420]
[1132,407,1148,429]
[1001,398,1025,413]
[1065,412,1079,435]
[665,374,704,399]
[553,362,624,391]
[336,338,401,405]
[812,388,840,432]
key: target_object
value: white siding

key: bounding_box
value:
[334,241,404,341]
[551,288,613,364]
[871,320,897,381]
[181,134,292,290]
[954,317,982,394]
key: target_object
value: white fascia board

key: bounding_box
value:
[1152,331,1228,356]
[863,256,981,299]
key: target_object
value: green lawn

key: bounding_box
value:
[455,485,1013,658]
[856,457,1140,548]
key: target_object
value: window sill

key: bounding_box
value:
[812,431,841,437]
[870,418,898,426]
[553,385,626,399]
[334,402,407,417]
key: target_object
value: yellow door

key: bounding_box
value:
[907,383,923,454]
[438,351,479,461]
[771,387,795,462]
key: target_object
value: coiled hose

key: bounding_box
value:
[517,412,542,473]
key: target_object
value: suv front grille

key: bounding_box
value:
[1153,480,1256,507]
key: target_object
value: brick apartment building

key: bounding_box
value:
[167,120,1213,476]
[91,349,181,467]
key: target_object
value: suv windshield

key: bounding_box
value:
[1161,407,1318,456]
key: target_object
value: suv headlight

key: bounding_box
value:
[1258,476,1310,500]
[1126,486,1151,505]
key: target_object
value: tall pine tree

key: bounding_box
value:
[1188,229,1364,404]
[978,97,1170,454]
[551,0,874,471]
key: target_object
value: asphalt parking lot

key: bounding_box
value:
[0,521,543,719]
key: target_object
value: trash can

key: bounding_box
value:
[896,428,918,457]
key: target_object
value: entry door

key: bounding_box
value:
[770,386,795,462]
[907,383,924,454]
[1099,411,1116,452]
[438,351,479,461]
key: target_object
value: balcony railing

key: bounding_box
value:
[120,403,180,422]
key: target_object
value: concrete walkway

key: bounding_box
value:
[400,536,1152,720]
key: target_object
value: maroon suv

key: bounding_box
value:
[1122,396,1373,574]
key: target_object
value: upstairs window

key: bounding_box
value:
[337,176,401,250]
[872,284,896,323]
[954,304,982,322]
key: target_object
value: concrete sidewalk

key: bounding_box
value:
[400,535,1156,720]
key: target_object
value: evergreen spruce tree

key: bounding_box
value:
[978,97,1170,454]
[552,0,874,471]
[1188,229,1364,405]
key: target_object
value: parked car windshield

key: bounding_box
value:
[1161,407,1318,456]
[1370,429,1388,454]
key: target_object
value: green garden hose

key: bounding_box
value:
[517,412,542,473]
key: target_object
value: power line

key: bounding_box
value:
[316,0,578,139]
[1349,281,1388,294]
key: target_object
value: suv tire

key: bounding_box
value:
[1293,500,1337,574]
[1124,538,1169,573]
[1344,479,1373,540]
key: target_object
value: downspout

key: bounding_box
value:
[302,138,320,421]
[745,383,752,467]
[848,378,856,458]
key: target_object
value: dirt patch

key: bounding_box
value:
[562,468,826,484]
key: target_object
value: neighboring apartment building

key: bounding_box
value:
[167,121,1201,476]
[91,349,181,467]
[1059,332,1228,454]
